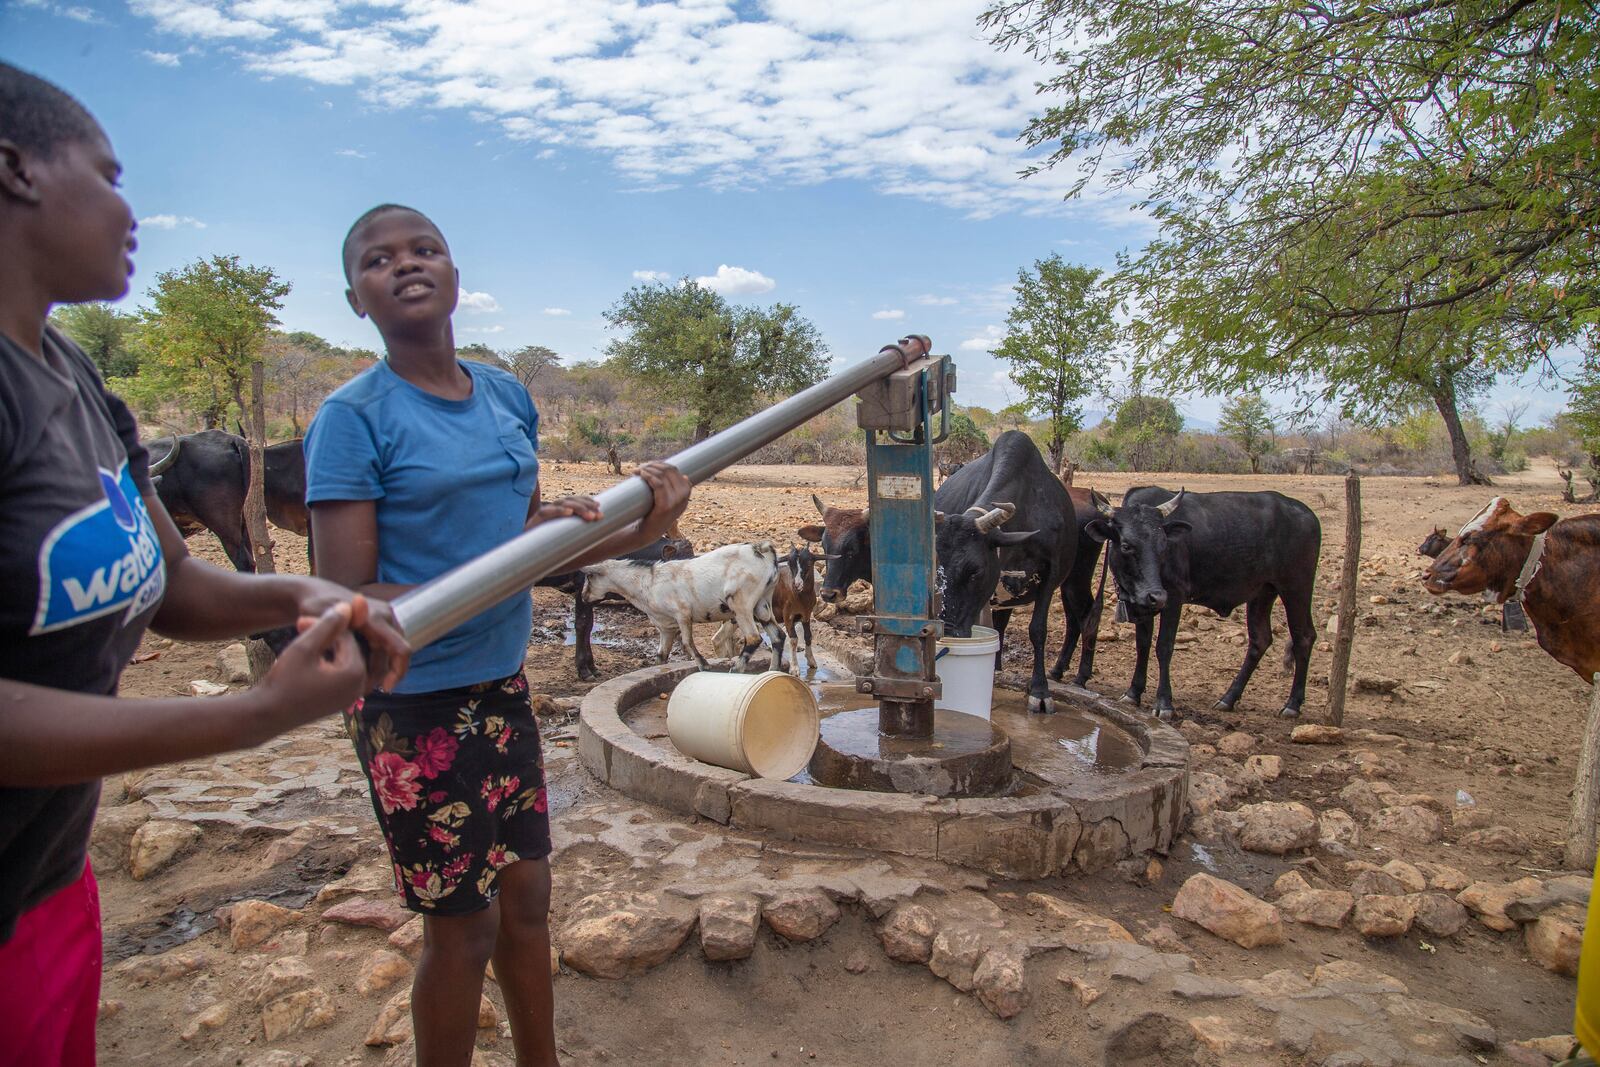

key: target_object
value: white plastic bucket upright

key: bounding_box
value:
[935,624,1000,720]
[667,671,820,780]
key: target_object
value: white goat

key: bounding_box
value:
[581,541,785,673]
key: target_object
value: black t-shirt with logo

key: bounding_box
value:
[0,325,166,942]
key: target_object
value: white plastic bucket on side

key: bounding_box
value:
[935,624,1000,720]
[667,671,820,780]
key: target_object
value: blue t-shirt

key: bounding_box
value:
[305,359,539,693]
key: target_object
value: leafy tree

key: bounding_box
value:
[983,0,1596,484]
[1569,353,1600,497]
[134,255,290,575]
[51,302,140,379]
[991,255,1118,474]
[1109,393,1183,473]
[1217,394,1275,474]
[456,343,499,364]
[941,411,991,465]
[504,344,560,392]
[605,280,828,442]
[264,330,358,435]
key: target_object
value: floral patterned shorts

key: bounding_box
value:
[345,672,551,915]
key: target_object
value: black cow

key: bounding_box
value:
[934,431,1077,713]
[146,430,311,572]
[537,536,695,681]
[1418,527,1451,558]
[1086,487,1321,720]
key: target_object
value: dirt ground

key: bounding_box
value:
[98,456,1596,1066]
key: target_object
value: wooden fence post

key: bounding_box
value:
[1326,473,1362,726]
[1564,675,1600,871]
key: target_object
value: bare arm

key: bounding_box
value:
[147,493,408,690]
[0,605,366,787]
[530,462,692,572]
[314,463,690,613]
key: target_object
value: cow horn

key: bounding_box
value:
[1092,489,1113,517]
[1155,489,1186,518]
[1000,570,1027,579]
[147,435,181,476]
[812,493,828,517]
[974,505,1012,534]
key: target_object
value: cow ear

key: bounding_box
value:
[1163,520,1192,538]
[660,544,678,560]
[990,528,1040,546]
[1084,518,1113,544]
[1517,512,1558,535]
[798,525,824,543]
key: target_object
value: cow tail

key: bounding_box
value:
[1092,543,1110,613]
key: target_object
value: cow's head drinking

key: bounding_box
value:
[935,503,1040,636]
[1084,490,1191,618]
[1424,497,1557,599]
[798,494,871,602]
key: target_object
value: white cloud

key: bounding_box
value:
[872,309,905,320]
[632,269,672,283]
[960,324,1006,352]
[696,264,775,295]
[143,50,182,66]
[458,290,501,313]
[914,294,958,306]
[462,324,506,334]
[124,0,1146,221]
[138,214,207,229]
[542,307,573,316]
[336,147,370,158]
[18,0,99,21]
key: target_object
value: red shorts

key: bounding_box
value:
[0,861,100,1067]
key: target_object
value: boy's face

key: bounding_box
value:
[344,211,459,331]
[3,128,137,303]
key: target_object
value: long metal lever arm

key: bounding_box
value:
[393,341,923,649]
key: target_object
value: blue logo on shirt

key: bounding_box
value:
[32,462,166,634]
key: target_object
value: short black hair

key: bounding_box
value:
[0,62,99,157]
[341,203,439,282]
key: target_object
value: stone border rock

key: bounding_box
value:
[578,661,1189,879]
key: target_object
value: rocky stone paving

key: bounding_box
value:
[94,710,1587,1066]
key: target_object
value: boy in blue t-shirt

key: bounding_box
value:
[307,203,689,1066]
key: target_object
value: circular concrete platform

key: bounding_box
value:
[808,707,1012,797]
[577,648,1190,879]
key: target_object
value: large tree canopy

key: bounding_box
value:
[605,280,829,442]
[984,0,1597,482]
[992,255,1118,474]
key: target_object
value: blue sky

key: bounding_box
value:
[2,0,1573,429]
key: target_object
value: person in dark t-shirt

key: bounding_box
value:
[0,64,413,1067]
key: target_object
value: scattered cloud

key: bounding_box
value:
[914,294,958,306]
[138,214,207,229]
[19,0,99,21]
[960,324,1006,352]
[696,264,775,296]
[872,309,906,320]
[462,324,506,334]
[143,50,182,66]
[542,307,573,316]
[123,0,1146,221]
[336,147,370,158]
[458,290,501,312]
[632,269,672,283]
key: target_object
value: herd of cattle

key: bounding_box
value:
[148,428,1599,720]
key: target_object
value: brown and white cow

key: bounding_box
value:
[1424,497,1600,685]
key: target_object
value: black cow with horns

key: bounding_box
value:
[1086,486,1321,720]
[933,430,1077,714]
